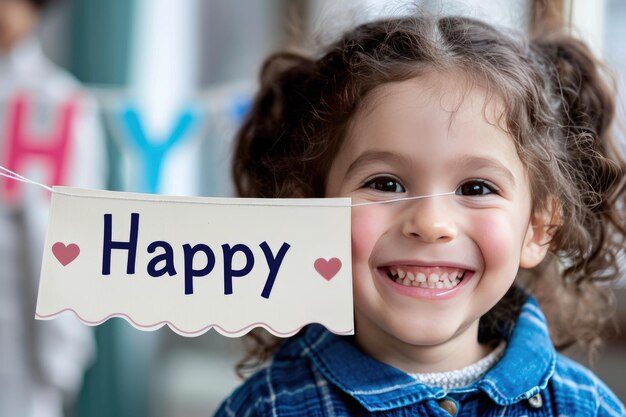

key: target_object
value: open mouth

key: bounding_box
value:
[383,265,470,290]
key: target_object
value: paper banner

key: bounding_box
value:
[35,187,354,337]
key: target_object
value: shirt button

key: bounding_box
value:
[438,398,458,416]
[528,393,543,409]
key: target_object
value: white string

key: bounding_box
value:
[351,191,456,207]
[0,166,53,192]
[47,189,457,208]
[0,165,455,207]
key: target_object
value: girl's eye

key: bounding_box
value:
[456,180,498,196]
[363,177,406,193]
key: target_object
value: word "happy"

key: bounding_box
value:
[101,213,291,298]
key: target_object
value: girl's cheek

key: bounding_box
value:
[472,211,524,267]
[351,206,388,264]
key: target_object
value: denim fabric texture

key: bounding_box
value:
[214,297,625,417]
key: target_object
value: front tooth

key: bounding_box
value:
[416,273,426,283]
[428,273,440,283]
[406,272,415,281]
[397,269,406,279]
[427,282,436,289]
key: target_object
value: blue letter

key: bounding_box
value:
[119,105,199,193]
[259,242,291,299]
[182,243,215,295]
[147,241,177,277]
[222,244,254,295]
[102,213,139,275]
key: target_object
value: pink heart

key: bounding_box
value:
[52,242,80,266]
[314,257,342,281]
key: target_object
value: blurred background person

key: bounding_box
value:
[0,0,105,416]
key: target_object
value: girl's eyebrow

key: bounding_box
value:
[345,150,407,177]
[457,156,516,188]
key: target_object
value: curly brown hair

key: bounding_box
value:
[232,14,626,377]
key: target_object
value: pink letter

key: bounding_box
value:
[2,95,76,202]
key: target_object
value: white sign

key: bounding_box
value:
[36,187,354,337]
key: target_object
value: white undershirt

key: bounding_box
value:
[410,341,506,392]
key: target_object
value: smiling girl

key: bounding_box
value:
[215,14,626,417]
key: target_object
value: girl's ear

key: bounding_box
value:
[520,199,560,269]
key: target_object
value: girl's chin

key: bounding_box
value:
[390,321,467,347]
[354,321,484,373]
[356,313,478,349]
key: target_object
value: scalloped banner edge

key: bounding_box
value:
[35,308,354,338]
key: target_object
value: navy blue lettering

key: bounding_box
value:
[222,244,254,295]
[147,241,177,277]
[259,241,290,299]
[182,243,215,295]
[102,213,139,275]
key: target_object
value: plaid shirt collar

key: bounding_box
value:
[299,297,556,412]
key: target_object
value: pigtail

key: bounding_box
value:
[233,51,316,198]
[526,35,626,353]
[538,35,625,283]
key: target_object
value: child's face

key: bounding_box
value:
[326,74,546,371]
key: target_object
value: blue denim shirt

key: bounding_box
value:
[215,298,625,416]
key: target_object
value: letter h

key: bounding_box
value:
[2,95,77,202]
[102,213,139,275]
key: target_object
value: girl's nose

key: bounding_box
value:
[401,199,458,243]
